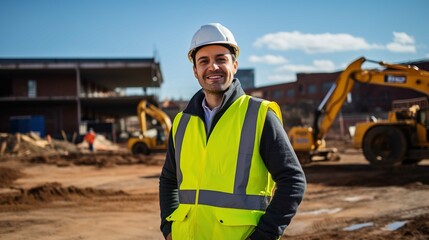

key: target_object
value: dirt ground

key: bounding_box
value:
[1,146,429,240]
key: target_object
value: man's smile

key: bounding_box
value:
[205,73,224,81]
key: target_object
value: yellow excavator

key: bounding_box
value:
[127,100,172,155]
[289,56,429,166]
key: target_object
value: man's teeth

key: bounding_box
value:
[208,75,222,79]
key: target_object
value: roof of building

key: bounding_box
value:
[0,58,163,89]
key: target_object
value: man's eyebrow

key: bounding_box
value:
[197,53,230,62]
[196,56,209,62]
[215,53,229,57]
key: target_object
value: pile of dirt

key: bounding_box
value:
[0,132,131,160]
[0,132,80,157]
[21,152,165,167]
[70,153,145,167]
[0,166,23,188]
[0,182,127,206]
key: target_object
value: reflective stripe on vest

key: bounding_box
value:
[174,97,270,211]
[174,113,191,186]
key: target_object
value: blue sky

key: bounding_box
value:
[1,0,428,100]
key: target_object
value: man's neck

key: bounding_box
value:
[204,92,224,110]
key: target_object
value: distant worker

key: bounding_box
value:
[84,128,96,152]
[46,134,52,144]
[159,23,306,240]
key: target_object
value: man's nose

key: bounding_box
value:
[208,62,220,70]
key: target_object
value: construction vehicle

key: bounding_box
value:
[127,100,172,155]
[289,56,429,166]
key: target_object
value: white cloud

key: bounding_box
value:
[386,32,416,53]
[248,54,288,64]
[275,59,336,73]
[253,31,383,53]
[261,59,336,85]
[386,43,416,53]
[392,32,414,44]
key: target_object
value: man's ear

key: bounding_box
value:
[193,66,198,78]
[233,60,239,74]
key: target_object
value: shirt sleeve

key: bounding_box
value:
[159,130,179,238]
[249,111,307,240]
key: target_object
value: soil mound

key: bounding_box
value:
[1,132,128,159]
[22,152,164,167]
[0,167,23,187]
[0,132,80,157]
[1,182,127,205]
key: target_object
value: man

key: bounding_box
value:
[84,128,96,152]
[159,23,306,240]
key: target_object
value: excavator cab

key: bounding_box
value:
[127,100,172,155]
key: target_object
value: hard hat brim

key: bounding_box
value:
[188,43,240,63]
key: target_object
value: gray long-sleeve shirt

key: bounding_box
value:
[159,79,306,240]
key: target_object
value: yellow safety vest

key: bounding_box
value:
[167,95,282,240]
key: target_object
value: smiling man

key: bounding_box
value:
[193,44,237,106]
[159,23,306,240]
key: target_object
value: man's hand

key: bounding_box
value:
[166,233,172,240]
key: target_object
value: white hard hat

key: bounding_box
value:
[188,23,240,63]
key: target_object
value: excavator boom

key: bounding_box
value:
[290,56,429,166]
[315,57,429,142]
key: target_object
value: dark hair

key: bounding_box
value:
[191,44,236,67]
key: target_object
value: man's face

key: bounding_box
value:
[193,45,238,94]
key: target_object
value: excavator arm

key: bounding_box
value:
[137,100,172,138]
[315,57,429,147]
[314,57,364,145]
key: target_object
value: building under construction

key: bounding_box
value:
[0,58,163,142]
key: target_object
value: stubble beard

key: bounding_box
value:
[201,79,231,96]
[198,69,233,96]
